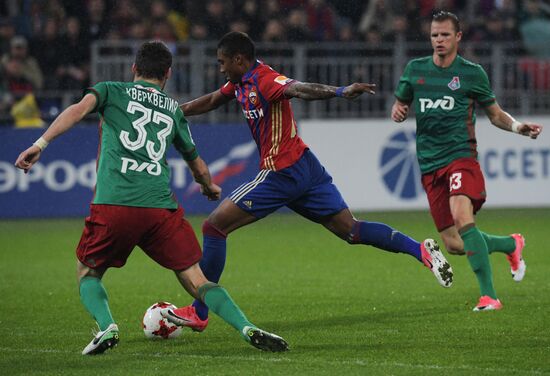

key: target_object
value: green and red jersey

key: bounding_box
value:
[85,80,198,208]
[394,55,496,174]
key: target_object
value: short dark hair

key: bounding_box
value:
[432,10,461,32]
[217,31,255,60]
[134,41,172,80]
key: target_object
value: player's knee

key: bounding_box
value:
[202,220,227,239]
[77,260,104,280]
[452,214,475,231]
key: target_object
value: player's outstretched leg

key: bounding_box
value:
[81,323,119,355]
[421,239,453,287]
[162,282,289,352]
[347,221,453,287]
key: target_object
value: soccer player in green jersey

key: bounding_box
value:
[391,11,543,311]
[14,41,288,354]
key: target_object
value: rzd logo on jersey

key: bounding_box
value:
[418,96,455,113]
[120,158,161,176]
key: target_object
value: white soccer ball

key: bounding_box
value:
[142,302,182,339]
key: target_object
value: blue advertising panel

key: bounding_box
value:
[0,124,259,218]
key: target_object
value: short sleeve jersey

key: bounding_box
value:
[394,55,496,174]
[220,60,308,171]
[84,80,198,208]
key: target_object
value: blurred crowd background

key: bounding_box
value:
[1,0,550,126]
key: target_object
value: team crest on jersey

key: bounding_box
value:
[274,75,292,85]
[448,76,460,91]
[248,90,258,105]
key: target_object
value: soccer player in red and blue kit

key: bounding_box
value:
[162,32,454,330]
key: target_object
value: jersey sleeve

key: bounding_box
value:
[394,61,414,103]
[257,69,295,102]
[470,65,496,107]
[219,81,236,98]
[83,82,109,113]
[173,110,199,161]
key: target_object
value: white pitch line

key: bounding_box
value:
[0,347,546,374]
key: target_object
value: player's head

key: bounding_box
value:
[430,11,462,59]
[217,31,256,83]
[133,41,172,87]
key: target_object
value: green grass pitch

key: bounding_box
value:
[1,209,549,375]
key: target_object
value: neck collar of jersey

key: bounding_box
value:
[241,60,260,82]
[134,79,163,91]
[431,54,459,71]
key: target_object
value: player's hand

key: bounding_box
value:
[201,183,222,201]
[14,145,42,173]
[517,123,542,139]
[342,83,376,98]
[391,101,409,123]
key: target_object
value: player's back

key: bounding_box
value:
[86,80,195,209]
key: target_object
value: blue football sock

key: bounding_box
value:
[347,220,422,262]
[193,221,227,320]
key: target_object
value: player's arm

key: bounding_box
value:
[14,93,97,173]
[186,156,221,201]
[180,90,232,116]
[391,98,411,123]
[173,112,221,200]
[283,82,376,101]
[484,103,542,139]
[392,61,414,123]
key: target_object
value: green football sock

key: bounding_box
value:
[79,276,115,331]
[480,231,515,254]
[461,225,497,299]
[199,282,254,337]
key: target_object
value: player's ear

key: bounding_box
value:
[456,31,462,43]
[166,67,172,79]
[131,63,137,75]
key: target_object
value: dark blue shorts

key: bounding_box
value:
[229,149,348,222]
